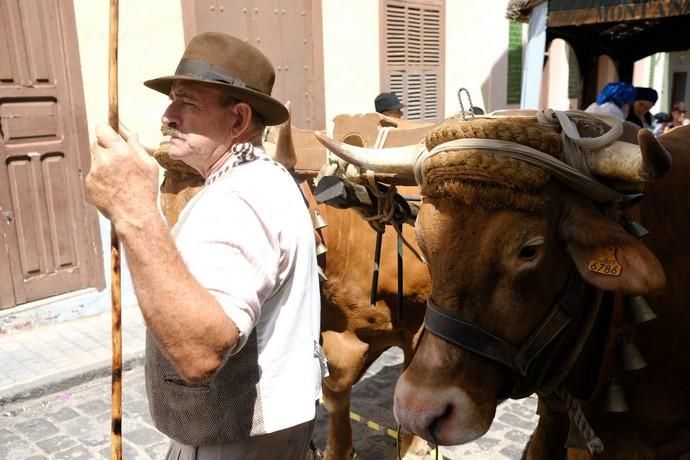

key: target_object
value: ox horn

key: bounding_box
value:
[264,101,297,170]
[585,129,671,182]
[313,132,419,185]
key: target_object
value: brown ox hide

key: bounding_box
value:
[390,119,690,459]
[307,113,433,460]
[310,189,431,460]
[151,113,433,460]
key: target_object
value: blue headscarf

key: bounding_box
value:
[596,82,636,108]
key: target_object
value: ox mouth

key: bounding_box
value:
[428,403,491,446]
[395,391,494,446]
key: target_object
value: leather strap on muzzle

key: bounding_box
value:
[423,268,593,394]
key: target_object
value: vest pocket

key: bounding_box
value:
[163,373,211,392]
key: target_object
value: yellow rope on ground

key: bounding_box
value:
[318,399,445,459]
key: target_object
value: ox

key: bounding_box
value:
[315,111,690,459]
[140,111,435,459]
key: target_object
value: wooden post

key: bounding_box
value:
[108,1,123,459]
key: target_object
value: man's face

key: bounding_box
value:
[633,100,654,117]
[162,81,235,167]
[672,106,687,123]
[382,108,403,119]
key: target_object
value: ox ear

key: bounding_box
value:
[560,198,665,295]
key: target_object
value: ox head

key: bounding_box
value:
[315,111,670,445]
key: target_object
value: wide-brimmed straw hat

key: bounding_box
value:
[144,32,288,125]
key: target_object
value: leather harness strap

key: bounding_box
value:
[424,268,593,392]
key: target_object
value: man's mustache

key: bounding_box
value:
[161,125,177,137]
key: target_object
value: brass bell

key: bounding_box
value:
[317,266,328,282]
[310,209,328,229]
[604,379,629,412]
[621,217,650,239]
[316,242,328,256]
[618,337,647,371]
[626,296,657,324]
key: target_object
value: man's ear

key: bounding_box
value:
[228,102,254,138]
[560,197,665,295]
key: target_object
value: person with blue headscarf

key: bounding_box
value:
[585,82,637,121]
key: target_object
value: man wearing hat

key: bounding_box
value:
[374,91,404,118]
[627,86,659,129]
[86,32,323,459]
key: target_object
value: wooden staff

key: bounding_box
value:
[108,0,123,459]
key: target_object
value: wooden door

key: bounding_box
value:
[0,0,104,309]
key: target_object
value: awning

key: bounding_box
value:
[548,0,690,27]
[548,0,690,61]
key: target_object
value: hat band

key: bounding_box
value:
[175,58,247,89]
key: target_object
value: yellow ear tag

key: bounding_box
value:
[587,246,622,276]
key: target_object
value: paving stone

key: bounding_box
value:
[498,412,537,430]
[0,428,22,444]
[75,399,110,416]
[0,443,41,459]
[98,441,146,459]
[23,455,50,460]
[500,444,526,459]
[504,428,530,443]
[473,436,501,451]
[145,441,170,459]
[0,350,540,460]
[46,407,80,423]
[95,411,112,424]
[506,400,538,419]
[123,426,164,446]
[124,398,151,420]
[53,445,93,460]
[35,434,78,454]
[62,416,108,447]
[13,419,59,441]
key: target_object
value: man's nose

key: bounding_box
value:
[161,104,179,128]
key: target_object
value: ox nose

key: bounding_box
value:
[393,380,453,443]
[394,373,493,446]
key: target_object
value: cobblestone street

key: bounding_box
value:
[0,349,539,459]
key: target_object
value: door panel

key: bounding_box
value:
[183,0,326,130]
[0,0,103,309]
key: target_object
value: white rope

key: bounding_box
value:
[374,126,393,149]
[413,109,627,203]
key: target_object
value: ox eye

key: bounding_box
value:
[518,238,544,261]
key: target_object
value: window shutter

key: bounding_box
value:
[507,22,523,105]
[383,0,444,121]
[567,47,581,100]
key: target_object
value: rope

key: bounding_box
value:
[537,109,623,180]
[396,424,439,460]
[363,171,397,232]
[555,386,605,455]
[361,172,425,263]
[414,138,624,203]
[415,110,627,203]
[365,124,425,261]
